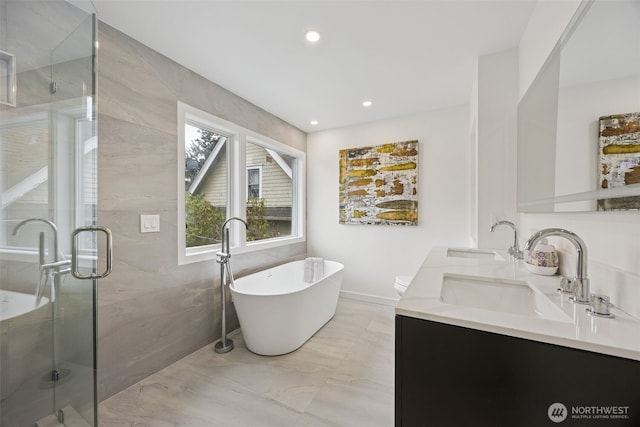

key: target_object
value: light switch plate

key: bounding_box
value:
[140,214,160,233]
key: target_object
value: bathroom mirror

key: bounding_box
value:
[517,0,640,212]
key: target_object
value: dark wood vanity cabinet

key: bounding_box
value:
[395,315,640,427]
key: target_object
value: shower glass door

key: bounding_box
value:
[0,1,100,425]
[49,11,99,427]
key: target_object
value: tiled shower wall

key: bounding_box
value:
[97,22,306,401]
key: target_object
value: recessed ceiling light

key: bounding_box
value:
[362,100,373,108]
[305,30,320,43]
[310,120,319,126]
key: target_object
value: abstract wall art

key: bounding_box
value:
[339,140,418,225]
[598,112,640,210]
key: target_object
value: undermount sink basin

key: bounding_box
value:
[446,248,504,261]
[440,273,571,322]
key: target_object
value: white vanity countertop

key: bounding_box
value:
[395,246,640,361]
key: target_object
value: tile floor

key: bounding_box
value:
[98,299,396,427]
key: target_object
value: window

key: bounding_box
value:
[246,141,294,241]
[247,166,261,199]
[177,102,305,264]
[184,123,228,248]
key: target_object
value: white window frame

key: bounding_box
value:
[177,102,305,265]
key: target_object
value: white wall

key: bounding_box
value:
[519,0,640,315]
[475,49,520,249]
[307,107,470,304]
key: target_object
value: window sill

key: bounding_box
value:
[178,235,305,265]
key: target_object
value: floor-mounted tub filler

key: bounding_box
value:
[214,217,247,354]
[230,259,344,356]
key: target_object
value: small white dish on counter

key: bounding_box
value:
[524,262,558,276]
[525,240,558,275]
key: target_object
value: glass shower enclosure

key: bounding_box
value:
[1,0,108,425]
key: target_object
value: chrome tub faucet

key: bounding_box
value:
[214,216,248,354]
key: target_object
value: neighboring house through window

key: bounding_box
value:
[177,102,305,265]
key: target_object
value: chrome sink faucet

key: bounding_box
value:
[489,220,523,259]
[524,228,590,304]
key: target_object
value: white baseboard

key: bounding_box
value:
[339,290,399,307]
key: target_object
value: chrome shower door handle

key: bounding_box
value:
[72,225,113,279]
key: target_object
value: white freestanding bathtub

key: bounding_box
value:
[1,290,51,401]
[230,259,344,356]
[0,289,49,322]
